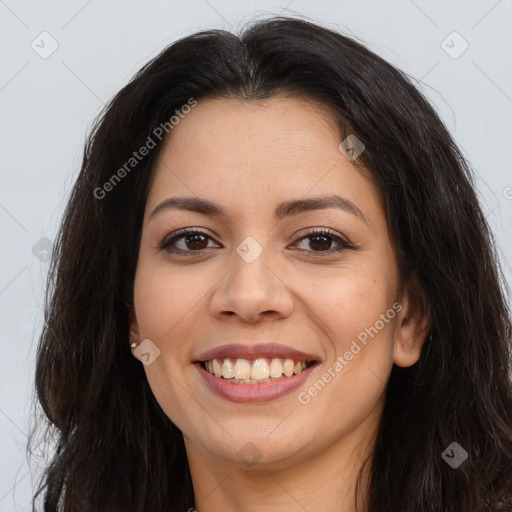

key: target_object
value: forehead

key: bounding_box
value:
[158,96,338,166]
[146,96,383,221]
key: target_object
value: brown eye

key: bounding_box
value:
[183,233,209,250]
[308,234,334,251]
[160,229,221,254]
[291,228,353,254]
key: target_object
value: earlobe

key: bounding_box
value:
[128,308,141,349]
[393,280,430,367]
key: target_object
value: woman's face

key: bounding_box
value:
[130,96,424,469]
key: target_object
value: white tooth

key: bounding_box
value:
[206,360,214,373]
[222,359,234,379]
[234,358,251,379]
[293,362,302,375]
[269,358,284,378]
[300,361,307,370]
[251,358,269,380]
[213,359,222,377]
[283,358,294,377]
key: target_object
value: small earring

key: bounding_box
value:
[410,347,415,353]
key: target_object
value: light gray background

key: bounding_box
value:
[1,1,511,510]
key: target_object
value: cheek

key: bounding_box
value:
[295,275,397,433]
[297,262,397,347]
[133,263,205,431]
[293,264,398,415]
[133,260,211,347]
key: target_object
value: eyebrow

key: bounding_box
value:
[149,194,369,225]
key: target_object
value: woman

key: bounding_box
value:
[31,16,512,512]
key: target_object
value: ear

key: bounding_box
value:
[128,308,141,349]
[393,278,430,367]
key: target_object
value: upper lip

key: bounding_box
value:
[195,343,320,362]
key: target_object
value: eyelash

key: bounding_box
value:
[159,227,354,256]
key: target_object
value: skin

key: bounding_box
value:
[129,96,429,512]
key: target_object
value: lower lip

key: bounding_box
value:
[195,363,316,403]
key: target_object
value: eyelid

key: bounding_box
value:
[291,227,354,246]
[163,226,217,240]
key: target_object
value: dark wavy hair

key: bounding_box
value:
[30,16,512,511]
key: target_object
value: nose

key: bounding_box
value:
[209,245,295,324]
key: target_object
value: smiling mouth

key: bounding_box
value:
[200,357,316,384]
